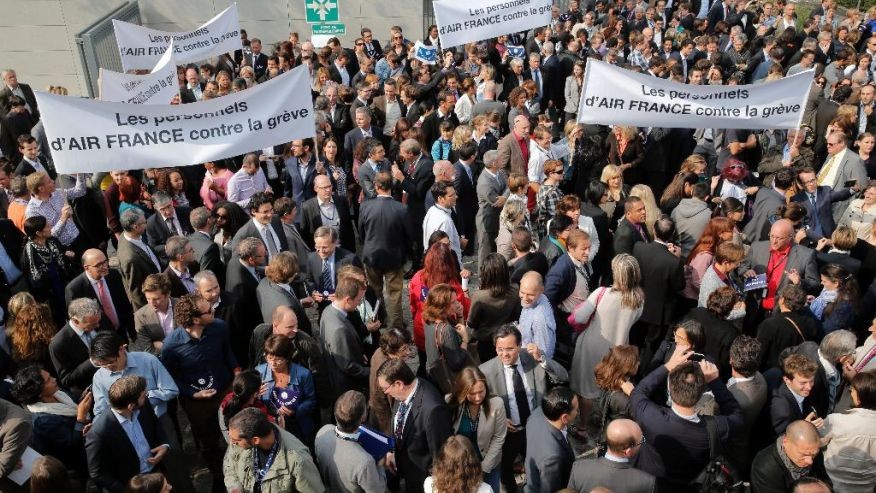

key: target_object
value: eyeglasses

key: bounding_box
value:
[87,260,109,268]
[769,234,791,240]
[356,42,364,47]
[635,436,647,446]
[827,141,840,147]
[393,36,402,40]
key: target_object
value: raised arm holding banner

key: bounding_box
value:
[98,39,180,105]
[35,65,314,174]
[113,3,242,71]
[433,0,551,47]
[577,60,814,130]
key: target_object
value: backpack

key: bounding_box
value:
[689,416,747,493]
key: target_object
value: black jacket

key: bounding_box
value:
[358,195,412,271]
[750,440,827,493]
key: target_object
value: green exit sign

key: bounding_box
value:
[305,0,339,24]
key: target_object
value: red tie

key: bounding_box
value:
[96,280,119,329]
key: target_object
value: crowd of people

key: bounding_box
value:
[1,0,876,492]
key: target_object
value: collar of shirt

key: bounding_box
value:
[169,265,188,279]
[770,244,791,256]
[604,451,630,463]
[817,349,838,378]
[335,427,360,440]
[434,203,452,215]
[788,385,806,409]
[86,271,102,285]
[123,232,143,244]
[277,282,293,293]
[317,196,334,208]
[727,375,755,387]
[671,406,701,423]
[112,408,139,425]
[401,379,419,407]
[69,321,87,338]
[211,298,222,311]
[29,196,46,207]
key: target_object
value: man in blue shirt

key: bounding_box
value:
[161,293,238,493]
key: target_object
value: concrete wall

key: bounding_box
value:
[0,0,426,97]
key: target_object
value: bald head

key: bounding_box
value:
[519,271,544,307]
[605,419,644,457]
[769,219,794,250]
[521,271,543,290]
[271,305,299,338]
[786,420,820,444]
[82,248,106,266]
[433,160,455,181]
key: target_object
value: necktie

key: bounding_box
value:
[809,193,817,208]
[96,279,119,329]
[533,70,542,99]
[179,272,195,293]
[321,259,333,292]
[83,331,94,349]
[817,154,837,185]
[166,217,181,236]
[511,364,531,425]
[394,401,410,441]
[264,227,279,256]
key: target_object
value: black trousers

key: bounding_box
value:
[180,393,227,493]
[500,427,526,493]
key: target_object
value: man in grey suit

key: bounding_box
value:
[230,192,289,264]
[357,137,390,201]
[480,324,568,492]
[188,207,224,286]
[319,275,369,402]
[743,168,794,243]
[524,386,577,493]
[314,390,386,493]
[476,150,508,266]
[725,335,768,477]
[819,132,868,221]
[274,197,311,277]
[740,219,820,315]
[567,419,656,493]
[116,208,162,310]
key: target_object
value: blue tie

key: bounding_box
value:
[395,401,410,440]
[321,259,333,292]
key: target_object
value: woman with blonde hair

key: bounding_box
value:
[838,180,876,241]
[607,125,644,183]
[569,254,644,400]
[629,184,660,239]
[424,435,493,493]
[450,124,473,162]
[679,154,707,179]
[535,160,565,240]
[600,164,629,225]
[495,199,530,260]
[448,367,506,492]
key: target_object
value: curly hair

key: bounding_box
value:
[431,435,484,493]
[594,345,640,392]
[118,175,143,203]
[155,168,185,195]
[10,303,56,365]
[173,293,205,329]
[6,291,35,329]
[11,364,46,405]
[422,283,456,324]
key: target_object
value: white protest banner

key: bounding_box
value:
[99,39,180,105]
[433,0,551,48]
[113,3,242,71]
[578,60,813,129]
[36,65,314,174]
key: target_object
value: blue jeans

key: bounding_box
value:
[484,468,501,493]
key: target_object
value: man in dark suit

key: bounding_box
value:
[783,332,858,418]
[377,358,452,493]
[145,192,192,261]
[274,197,311,276]
[632,216,685,371]
[358,172,411,330]
[669,40,704,81]
[770,354,821,436]
[117,209,163,310]
[524,387,577,493]
[358,138,391,201]
[343,107,384,167]
[187,207,224,287]
[421,90,460,147]
[725,335,769,477]
[225,237,266,367]
[14,135,55,179]
[501,58,531,102]
[230,192,288,264]
[453,142,479,255]
[324,85,351,137]
[707,0,733,33]
[792,167,856,242]
[480,325,569,492]
[394,139,435,275]
[305,226,362,314]
[85,375,170,493]
[49,298,103,400]
[283,138,318,206]
[299,175,356,252]
[0,69,39,119]
[320,275,370,401]
[631,347,744,489]
[65,248,135,341]
[163,235,198,298]
[751,420,828,493]
[567,419,656,493]
[246,38,269,79]
[614,197,651,255]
